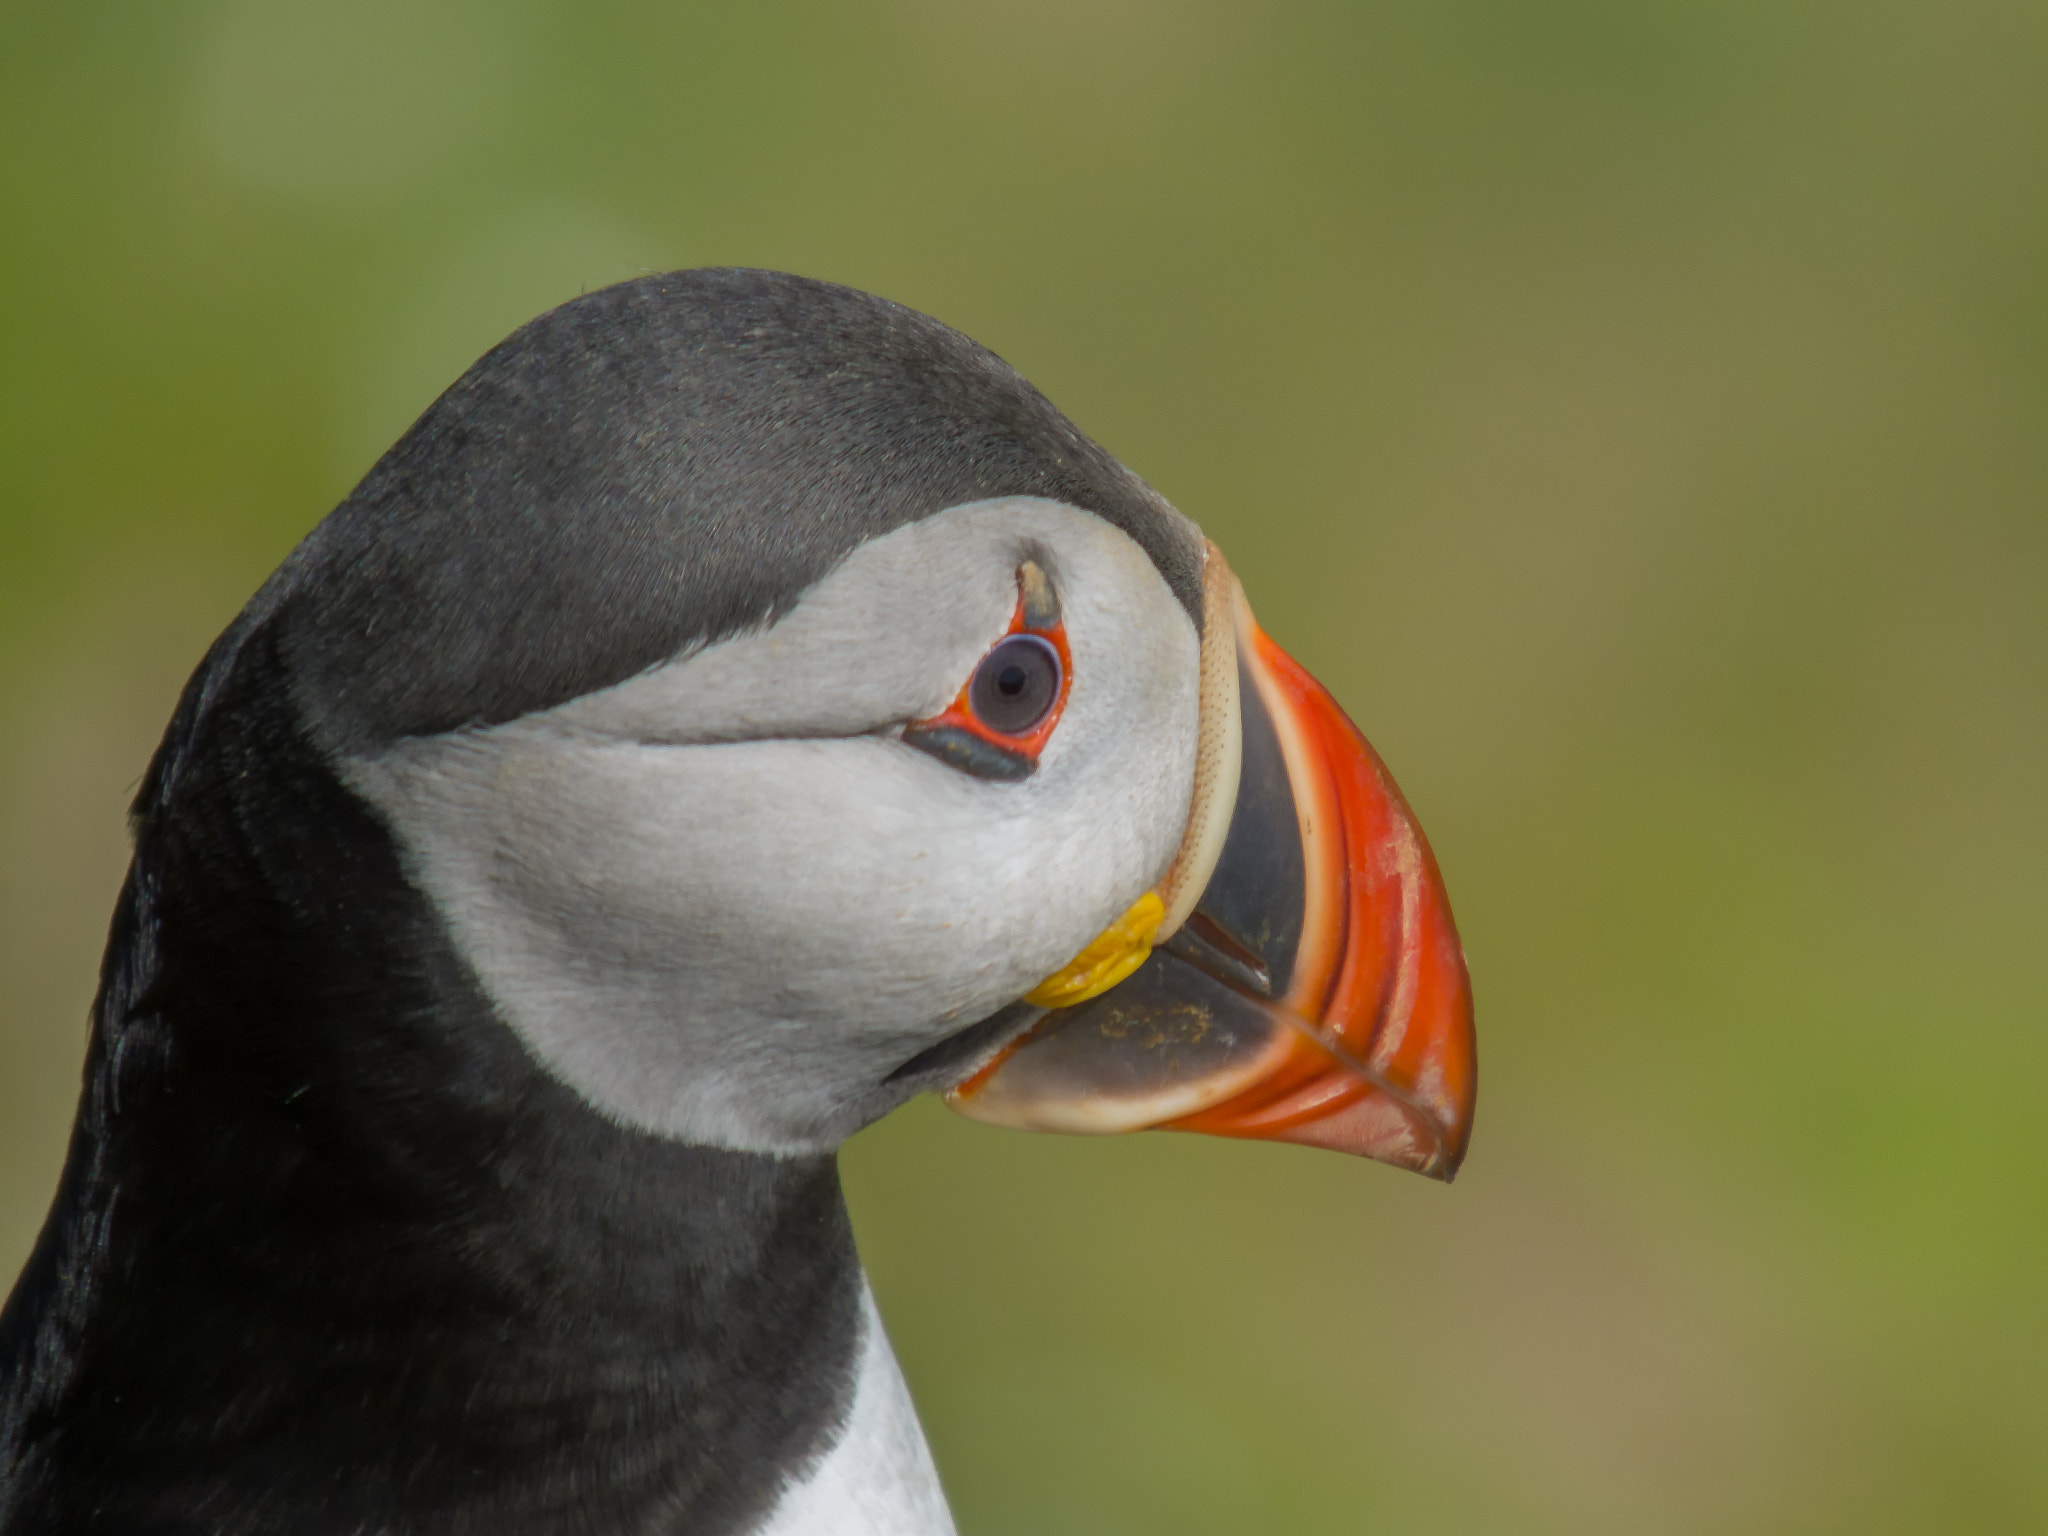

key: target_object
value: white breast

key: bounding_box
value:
[751,1285,957,1536]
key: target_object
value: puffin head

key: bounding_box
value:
[273,267,1474,1174]
[1,268,1476,1535]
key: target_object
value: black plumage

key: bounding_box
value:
[282,267,1201,753]
[2,624,861,1535]
[0,270,1200,1532]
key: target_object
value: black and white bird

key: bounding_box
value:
[0,270,1475,1535]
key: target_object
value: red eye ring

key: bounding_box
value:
[902,566,1073,781]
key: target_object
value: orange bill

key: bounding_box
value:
[946,559,1477,1181]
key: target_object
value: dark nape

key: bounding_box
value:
[0,621,864,1536]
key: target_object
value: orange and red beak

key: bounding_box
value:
[946,548,1477,1181]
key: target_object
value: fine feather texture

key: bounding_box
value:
[0,269,1207,1532]
[275,267,1204,755]
[753,1289,956,1536]
[345,499,1200,1154]
[0,627,866,1533]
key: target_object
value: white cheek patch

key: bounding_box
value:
[344,498,1203,1152]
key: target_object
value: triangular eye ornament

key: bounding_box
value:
[903,561,1073,781]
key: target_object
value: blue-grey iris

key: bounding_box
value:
[971,634,1061,734]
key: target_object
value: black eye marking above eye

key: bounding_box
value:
[1019,559,1061,629]
[969,634,1062,735]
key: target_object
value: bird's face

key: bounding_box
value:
[347,494,1473,1174]
[24,271,1478,1536]
[346,498,1200,1151]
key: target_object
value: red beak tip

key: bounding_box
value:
[1258,1088,1470,1181]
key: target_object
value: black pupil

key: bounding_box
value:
[971,635,1060,735]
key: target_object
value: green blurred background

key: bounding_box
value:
[3,1,2044,1530]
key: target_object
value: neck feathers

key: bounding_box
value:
[0,621,895,1535]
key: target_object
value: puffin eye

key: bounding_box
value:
[900,563,1072,782]
[969,635,1061,736]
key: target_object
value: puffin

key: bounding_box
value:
[0,269,1476,1535]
